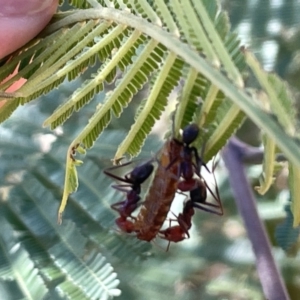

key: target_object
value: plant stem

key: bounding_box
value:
[222,137,290,300]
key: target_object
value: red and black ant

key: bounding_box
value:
[103,160,154,233]
[159,166,223,250]
[171,123,210,191]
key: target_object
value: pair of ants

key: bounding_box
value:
[104,123,223,249]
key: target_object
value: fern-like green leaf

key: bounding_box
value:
[115,54,184,159]
[69,38,163,152]
[44,27,142,129]
[49,222,121,300]
[289,163,300,226]
[0,28,66,85]
[255,134,281,195]
[245,50,297,135]
[20,20,106,98]
[2,158,122,300]
[0,218,48,299]
[204,98,245,161]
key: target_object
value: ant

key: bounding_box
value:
[159,167,223,250]
[170,123,210,191]
[103,160,154,233]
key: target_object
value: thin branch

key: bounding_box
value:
[230,136,264,164]
[222,137,289,300]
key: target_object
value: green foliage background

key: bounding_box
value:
[1,0,300,299]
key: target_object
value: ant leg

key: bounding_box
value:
[191,146,210,175]
[192,202,223,216]
[165,156,180,172]
[111,184,137,193]
[202,173,223,215]
[111,201,138,220]
[176,189,189,198]
[165,217,174,251]
[154,154,180,181]
[104,161,133,172]
[103,170,133,184]
[171,102,180,139]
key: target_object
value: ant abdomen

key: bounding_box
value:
[189,180,207,204]
[130,163,154,184]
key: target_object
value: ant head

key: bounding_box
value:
[182,123,199,145]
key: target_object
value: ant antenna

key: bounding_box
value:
[199,140,207,175]
[112,156,126,166]
[211,155,220,173]
[164,217,174,252]
[171,102,180,138]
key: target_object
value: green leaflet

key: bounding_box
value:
[204,99,245,161]
[191,0,243,87]
[245,51,296,135]
[153,0,179,35]
[289,163,300,227]
[0,28,67,84]
[175,68,206,133]
[66,0,92,8]
[58,158,80,224]
[255,134,277,195]
[130,0,162,24]
[0,100,20,124]
[76,38,161,147]
[171,0,247,158]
